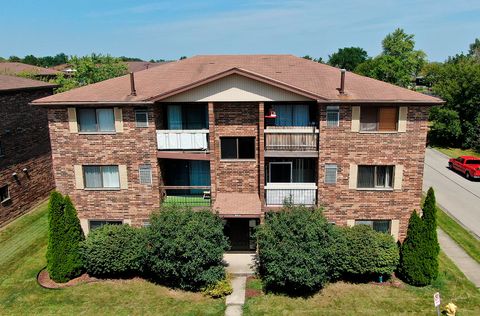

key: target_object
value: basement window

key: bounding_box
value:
[355,220,391,233]
[89,220,123,231]
[360,106,398,132]
[220,137,255,159]
[0,185,10,203]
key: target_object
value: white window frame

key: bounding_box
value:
[0,185,10,203]
[139,164,152,185]
[324,164,338,184]
[77,108,116,133]
[326,105,339,127]
[357,165,394,189]
[83,165,120,189]
[269,162,293,183]
[135,110,149,128]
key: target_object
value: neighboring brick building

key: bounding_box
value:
[33,55,443,250]
[0,75,56,225]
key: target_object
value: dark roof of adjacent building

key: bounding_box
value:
[0,74,58,92]
[32,55,443,105]
[0,62,61,76]
[125,61,170,73]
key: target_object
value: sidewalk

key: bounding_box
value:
[223,253,255,316]
[438,229,480,287]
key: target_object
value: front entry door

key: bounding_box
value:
[224,218,259,251]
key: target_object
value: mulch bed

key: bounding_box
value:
[37,268,100,289]
[245,276,262,298]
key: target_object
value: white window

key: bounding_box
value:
[77,108,115,132]
[135,110,149,127]
[89,220,123,231]
[326,105,339,127]
[357,165,394,189]
[325,164,337,184]
[0,185,10,203]
[83,165,120,189]
[355,220,391,233]
[139,164,152,185]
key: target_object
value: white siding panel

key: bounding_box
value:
[162,74,312,102]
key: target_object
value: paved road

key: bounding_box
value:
[423,148,480,238]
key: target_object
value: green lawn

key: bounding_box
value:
[0,201,224,316]
[437,207,480,264]
[433,146,480,158]
[244,252,480,315]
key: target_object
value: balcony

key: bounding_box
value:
[161,186,211,207]
[264,127,318,155]
[264,182,317,206]
[157,130,209,151]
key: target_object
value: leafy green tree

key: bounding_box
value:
[46,192,84,283]
[398,188,439,286]
[22,54,39,66]
[328,47,368,71]
[8,56,21,62]
[428,107,462,146]
[53,54,128,93]
[355,29,426,87]
[302,55,324,63]
[469,38,480,58]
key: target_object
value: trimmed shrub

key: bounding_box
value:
[340,225,399,279]
[144,205,229,291]
[398,187,440,286]
[256,205,337,295]
[46,192,85,283]
[81,224,145,278]
[202,277,233,298]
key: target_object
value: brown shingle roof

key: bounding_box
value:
[125,61,170,73]
[0,74,57,92]
[0,62,60,76]
[213,193,262,217]
[32,55,443,104]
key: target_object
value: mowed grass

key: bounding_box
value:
[437,206,480,264]
[0,202,225,316]
[243,252,480,315]
[433,147,480,158]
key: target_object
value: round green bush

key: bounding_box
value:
[144,205,229,291]
[256,206,338,295]
[340,225,399,279]
[80,224,145,278]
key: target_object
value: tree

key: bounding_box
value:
[302,55,324,63]
[22,55,39,66]
[398,188,439,286]
[46,192,84,283]
[468,38,480,58]
[328,47,368,71]
[53,54,128,93]
[355,29,426,87]
[425,54,480,148]
[428,107,462,146]
[8,56,21,62]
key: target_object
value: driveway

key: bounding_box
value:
[423,148,480,238]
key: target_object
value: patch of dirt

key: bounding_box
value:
[37,268,100,289]
[371,277,404,288]
[245,276,263,298]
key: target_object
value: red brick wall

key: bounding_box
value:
[47,106,160,226]
[318,104,430,241]
[213,102,259,193]
[0,89,55,225]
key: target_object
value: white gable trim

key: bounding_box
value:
[161,74,313,102]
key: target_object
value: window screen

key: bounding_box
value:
[326,106,339,127]
[135,110,149,127]
[78,108,115,132]
[360,107,398,132]
[139,165,152,184]
[325,164,338,184]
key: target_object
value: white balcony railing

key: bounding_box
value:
[264,182,317,206]
[157,130,209,150]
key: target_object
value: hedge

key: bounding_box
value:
[80,224,145,278]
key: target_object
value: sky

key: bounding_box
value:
[1,0,479,62]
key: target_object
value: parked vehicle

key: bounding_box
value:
[448,156,480,180]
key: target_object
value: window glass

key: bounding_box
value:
[358,165,393,188]
[378,107,397,131]
[89,220,122,231]
[84,165,119,189]
[270,163,292,182]
[355,220,391,233]
[78,108,97,132]
[0,185,9,202]
[274,104,310,126]
[325,164,337,184]
[357,166,375,188]
[221,138,237,159]
[326,106,339,127]
[466,160,480,165]
[238,137,255,159]
[135,110,149,127]
[139,165,152,184]
[97,109,115,132]
[360,107,378,131]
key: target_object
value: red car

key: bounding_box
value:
[448,156,480,180]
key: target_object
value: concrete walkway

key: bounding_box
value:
[223,253,255,316]
[438,229,480,287]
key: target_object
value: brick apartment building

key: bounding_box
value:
[33,55,442,250]
[0,75,56,225]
